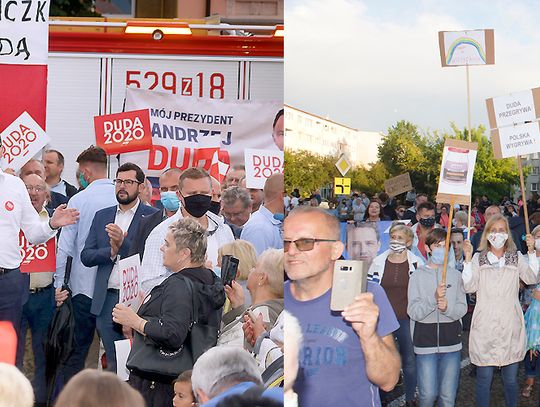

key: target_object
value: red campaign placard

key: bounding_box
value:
[94,109,152,155]
[19,231,56,273]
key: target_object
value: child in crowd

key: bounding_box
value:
[173,370,196,407]
[408,228,467,407]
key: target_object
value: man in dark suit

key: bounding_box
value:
[81,163,157,372]
[128,168,182,261]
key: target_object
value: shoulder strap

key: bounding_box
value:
[182,276,198,323]
[63,256,73,290]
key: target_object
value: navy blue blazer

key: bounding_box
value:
[81,202,158,316]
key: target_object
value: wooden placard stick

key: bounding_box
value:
[442,197,455,285]
[465,64,473,239]
[517,155,530,234]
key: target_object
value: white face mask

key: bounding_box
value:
[389,240,407,253]
[535,239,540,251]
[488,232,508,249]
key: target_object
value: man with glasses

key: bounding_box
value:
[129,168,182,261]
[79,163,157,372]
[284,206,401,407]
[17,174,58,406]
[54,146,118,383]
[140,167,234,293]
[221,186,252,239]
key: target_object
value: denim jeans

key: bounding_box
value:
[16,286,55,403]
[476,362,519,407]
[416,351,461,407]
[394,318,417,401]
[524,350,540,378]
[95,290,124,373]
[62,294,96,384]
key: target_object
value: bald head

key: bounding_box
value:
[20,159,45,179]
[264,173,284,201]
[286,206,340,240]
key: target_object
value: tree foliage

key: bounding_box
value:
[286,119,522,203]
[376,120,520,201]
[50,0,100,17]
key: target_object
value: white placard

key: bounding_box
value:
[443,30,487,66]
[496,122,540,158]
[120,88,282,176]
[117,255,141,309]
[244,148,284,189]
[114,339,132,381]
[491,89,536,128]
[437,144,477,197]
[0,0,50,65]
[1,111,50,171]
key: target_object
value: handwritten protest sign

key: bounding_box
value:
[436,139,478,205]
[384,173,412,197]
[118,255,141,309]
[94,109,152,155]
[491,122,540,159]
[244,148,284,189]
[0,0,50,65]
[486,88,540,129]
[438,29,495,67]
[1,112,50,172]
[19,232,56,273]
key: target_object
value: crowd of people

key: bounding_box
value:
[283,186,540,407]
[0,142,285,407]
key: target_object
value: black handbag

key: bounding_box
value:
[127,276,219,377]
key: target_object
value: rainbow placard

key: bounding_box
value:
[438,29,494,67]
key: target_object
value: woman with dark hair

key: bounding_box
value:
[112,218,225,407]
[363,199,390,222]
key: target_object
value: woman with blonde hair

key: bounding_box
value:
[217,240,258,308]
[219,248,284,348]
[368,221,424,406]
[463,214,539,407]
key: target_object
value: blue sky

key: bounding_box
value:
[286,0,540,134]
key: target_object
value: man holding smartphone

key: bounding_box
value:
[284,206,401,407]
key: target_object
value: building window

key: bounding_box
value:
[534,167,539,175]
[532,183,538,192]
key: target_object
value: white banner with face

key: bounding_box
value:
[0,0,50,65]
[120,88,282,177]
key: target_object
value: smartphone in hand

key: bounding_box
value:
[330,260,368,311]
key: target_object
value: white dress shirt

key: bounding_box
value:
[140,209,234,293]
[0,169,56,269]
[54,179,117,298]
[108,200,140,289]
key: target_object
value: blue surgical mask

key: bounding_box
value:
[78,172,89,189]
[213,266,221,278]
[429,247,446,265]
[160,191,180,212]
[273,213,284,222]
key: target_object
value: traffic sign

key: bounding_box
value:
[335,154,352,176]
[334,177,351,195]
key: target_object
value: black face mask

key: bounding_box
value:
[209,200,221,216]
[419,217,436,228]
[183,194,212,218]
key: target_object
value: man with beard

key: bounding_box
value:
[80,163,157,372]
